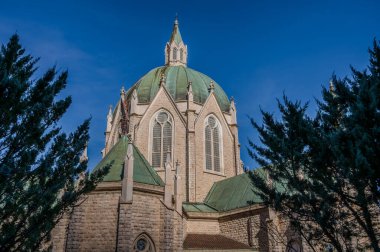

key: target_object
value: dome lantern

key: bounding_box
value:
[165,17,188,67]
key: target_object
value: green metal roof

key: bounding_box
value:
[133,66,231,112]
[182,202,218,213]
[204,173,264,212]
[93,136,164,186]
[169,19,183,45]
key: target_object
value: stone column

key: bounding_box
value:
[174,160,182,215]
[128,89,140,142]
[229,97,241,175]
[164,152,174,208]
[121,141,134,203]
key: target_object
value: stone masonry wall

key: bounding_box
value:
[186,219,220,234]
[64,190,120,252]
[50,212,70,251]
[219,209,270,252]
[159,203,184,251]
[52,185,184,252]
[117,191,164,251]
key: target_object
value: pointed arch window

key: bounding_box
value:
[173,47,177,60]
[151,110,173,169]
[205,115,222,172]
[180,48,183,61]
[133,233,155,252]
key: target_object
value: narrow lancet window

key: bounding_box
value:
[151,110,173,168]
[180,48,183,61]
[205,115,222,172]
[173,48,177,60]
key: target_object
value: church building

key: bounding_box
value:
[51,19,307,252]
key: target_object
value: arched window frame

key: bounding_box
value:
[204,114,223,174]
[133,233,156,252]
[173,47,177,60]
[180,48,183,61]
[149,109,174,170]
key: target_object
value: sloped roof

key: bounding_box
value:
[169,18,183,45]
[203,173,264,212]
[182,202,218,213]
[183,234,252,250]
[93,136,164,186]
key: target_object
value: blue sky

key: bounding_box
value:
[1,0,379,170]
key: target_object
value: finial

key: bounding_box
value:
[159,73,166,87]
[108,105,113,115]
[187,81,192,91]
[230,96,235,102]
[174,13,179,25]
[208,81,215,93]
[126,133,133,142]
[120,86,126,95]
[175,160,180,175]
[165,146,171,164]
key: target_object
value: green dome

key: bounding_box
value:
[133,66,230,112]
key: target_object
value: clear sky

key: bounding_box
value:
[1,0,379,170]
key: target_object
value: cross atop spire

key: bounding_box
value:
[165,16,188,66]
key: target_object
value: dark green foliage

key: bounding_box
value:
[0,35,108,251]
[249,40,380,251]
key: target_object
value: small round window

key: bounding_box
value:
[136,238,146,250]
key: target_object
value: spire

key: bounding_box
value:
[107,105,113,119]
[165,16,188,66]
[187,81,193,102]
[80,142,88,163]
[170,15,183,45]
[230,97,237,125]
[106,105,113,132]
[208,81,215,93]
[159,73,166,87]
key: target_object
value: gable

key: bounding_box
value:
[138,85,186,128]
[194,92,233,139]
[93,136,164,186]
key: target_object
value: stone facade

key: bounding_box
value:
[219,208,270,250]
[50,19,309,252]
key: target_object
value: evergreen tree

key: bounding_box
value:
[249,40,380,251]
[0,35,108,251]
